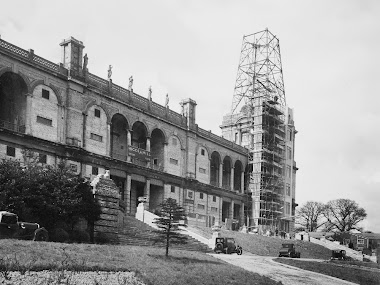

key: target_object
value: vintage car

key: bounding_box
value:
[0,211,48,241]
[214,237,243,255]
[331,249,347,260]
[278,243,301,258]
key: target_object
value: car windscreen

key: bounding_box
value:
[1,215,17,224]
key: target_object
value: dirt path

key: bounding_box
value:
[210,253,357,285]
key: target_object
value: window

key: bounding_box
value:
[288,129,292,141]
[172,138,177,146]
[90,133,103,142]
[6,146,15,157]
[94,109,101,118]
[92,166,99,175]
[201,149,205,156]
[171,185,175,193]
[153,158,158,165]
[70,164,78,172]
[286,184,291,196]
[200,193,204,199]
[197,204,205,210]
[38,154,47,164]
[187,190,194,199]
[234,132,238,143]
[286,165,291,178]
[42,89,50,100]
[357,239,364,245]
[169,158,178,165]
[211,207,218,212]
[286,202,291,215]
[287,147,292,159]
[213,195,217,202]
[199,167,206,174]
[36,116,52,126]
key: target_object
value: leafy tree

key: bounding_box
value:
[0,152,101,231]
[323,199,367,232]
[295,201,326,232]
[153,198,188,257]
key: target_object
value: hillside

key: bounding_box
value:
[188,226,332,259]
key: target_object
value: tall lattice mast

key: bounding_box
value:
[231,29,286,229]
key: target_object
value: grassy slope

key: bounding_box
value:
[274,258,380,285]
[190,226,331,259]
[0,240,280,285]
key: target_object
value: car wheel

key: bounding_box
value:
[33,228,49,242]
[215,242,224,252]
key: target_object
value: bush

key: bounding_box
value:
[69,230,90,243]
[50,228,69,243]
[94,232,110,244]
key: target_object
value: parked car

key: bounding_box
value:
[331,249,347,260]
[0,211,48,241]
[278,243,301,258]
[214,237,243,255]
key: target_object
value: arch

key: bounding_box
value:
[195,143,211,158]
[234,160,243,191]
[0,69,31,94]
[222,156,232,189]
[30,79,45,93]
[244,164,251,193]
[111,113,129,161]
[0,71,28,133]
[131,121,148,149]
[48,83,63,106]
[151,128,166,170]
[210,151,221,187]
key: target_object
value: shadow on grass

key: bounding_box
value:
[147,254,223,265]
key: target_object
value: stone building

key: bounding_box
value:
[0,36,250,228]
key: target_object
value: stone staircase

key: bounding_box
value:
[118,216,213,253]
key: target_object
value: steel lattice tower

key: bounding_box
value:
[231,29,286,229]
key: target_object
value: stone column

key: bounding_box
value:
[230,167,234,191]
[127,129,132,162]
[82,112,87,148]
[219,163,223,188]
[241,171,245,193]
[25,93,33,134]
[219,197,223,223]
[125,174,131,214]
[241,202,245,225]
[146,137,151,152]
[109,122,113,158]
[144,179,151,210]
[106,123,111,156]
[146,137,151,168]
[230,200,234,219]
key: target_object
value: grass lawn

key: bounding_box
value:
[190,226,332,259]
[0,239,281,285]
[274,258,380,285]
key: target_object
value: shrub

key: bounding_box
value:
[50,228,69,243]
[94,232,110,244]
[69,230,90,243]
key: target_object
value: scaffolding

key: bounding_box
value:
[231,29,286,230]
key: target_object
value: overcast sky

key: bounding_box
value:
[1,0,379,232]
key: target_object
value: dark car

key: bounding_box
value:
[279,243,300,258]
[214,237,242,255]
[0,211,48,241]
[331,249,347,260]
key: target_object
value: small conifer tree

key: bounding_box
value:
[153,198,187,257]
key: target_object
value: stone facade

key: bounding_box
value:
[0,36,250,230]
